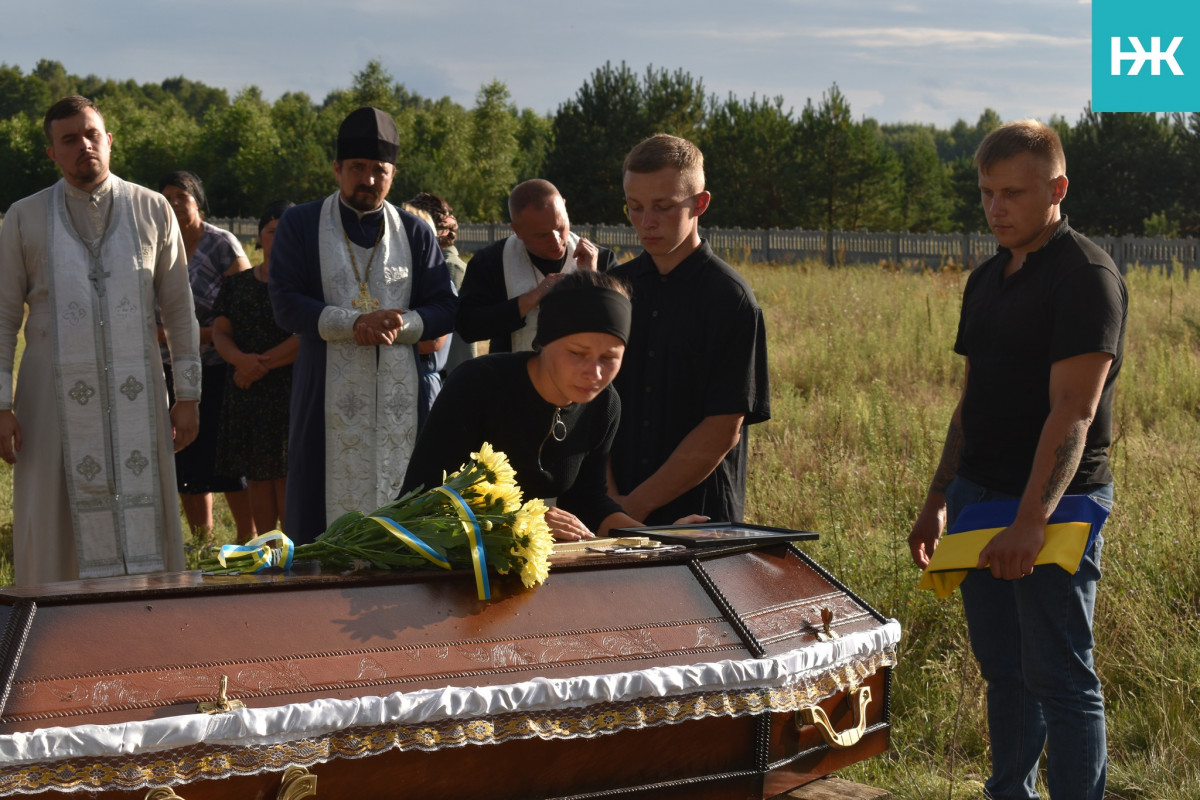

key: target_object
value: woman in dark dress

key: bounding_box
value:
[212,201,298,538]
[159,170,255,542]
[403,270,703,541]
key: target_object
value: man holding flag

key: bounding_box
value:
[908,119,1127,800]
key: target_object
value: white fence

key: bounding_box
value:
[6,213,1195,274]
[456,222,1200,274]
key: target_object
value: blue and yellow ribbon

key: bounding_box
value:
[369,514,452,570]
[919,494,1111,598]
[436,485,491,600]
[214,530,295,573]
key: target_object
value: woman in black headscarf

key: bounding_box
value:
[403,270,696,540]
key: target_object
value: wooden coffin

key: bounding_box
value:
[0,541,899,800]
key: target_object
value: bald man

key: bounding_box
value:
[455,179,618,353]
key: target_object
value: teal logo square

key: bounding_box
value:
[1093,0,1200,111]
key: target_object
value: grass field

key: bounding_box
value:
[741,260,1200,798]
[2,259,1199,797]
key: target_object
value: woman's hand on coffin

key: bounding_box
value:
[0,410,20,464]
[546,507,595,542]
[673,514,710,525]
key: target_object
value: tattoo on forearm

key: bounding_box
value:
[930,417,964,494]
[1042,425,1085,508]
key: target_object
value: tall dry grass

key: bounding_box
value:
[1,258,1199,796]
[742,261,1200,798]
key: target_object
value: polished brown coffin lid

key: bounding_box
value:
[0,542,889,736]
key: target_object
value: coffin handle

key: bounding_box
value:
[796,685,872,749]
[278,766,318,799]
[144,790,184,800]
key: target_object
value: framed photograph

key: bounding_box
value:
[610,522,818,548]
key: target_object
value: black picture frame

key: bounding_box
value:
[610,522,819,548]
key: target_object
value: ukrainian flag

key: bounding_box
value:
[918,495,1111,598]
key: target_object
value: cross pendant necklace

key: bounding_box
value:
[85,243,111,298]
[343,217,385,310]
[353,283,379,311]
[88,263,112,297]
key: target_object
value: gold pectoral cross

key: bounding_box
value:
[352,283,380,310]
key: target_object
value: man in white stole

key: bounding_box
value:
[456,180,618,355]
[0,96,200,586]
[500,226,583,352]
[270,107,457,545]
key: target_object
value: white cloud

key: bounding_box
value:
[813,26,1087,49]
[670,21,1085,53]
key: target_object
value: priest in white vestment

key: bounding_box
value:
[0,96,201,587]
[269,107,457,545]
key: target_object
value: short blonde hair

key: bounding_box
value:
[974,119,1066,178]
[401,203,438,237]
[508,179,561,221]
[623,134,705,195]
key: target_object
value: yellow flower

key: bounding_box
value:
[471,442,517,492]
[460,480,516,516]
[486,481,523,514]
[207,442,557,596]
[511,498,553,588]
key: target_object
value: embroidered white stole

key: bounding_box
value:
[318,195,418,523]
[47,177,177,577]
[501,231,580,351]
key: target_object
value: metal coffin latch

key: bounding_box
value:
[197,674,245,715]
[816,606,839,641]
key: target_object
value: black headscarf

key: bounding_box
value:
[533,286,632,348]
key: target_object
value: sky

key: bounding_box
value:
[0,0,1096,129]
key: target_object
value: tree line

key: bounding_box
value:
[3,58,1200,237]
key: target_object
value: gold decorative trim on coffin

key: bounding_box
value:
[0,650,894,795]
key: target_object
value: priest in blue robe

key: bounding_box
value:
[269,107,457,544]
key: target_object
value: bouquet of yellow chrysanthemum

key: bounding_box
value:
[199,444,553,596]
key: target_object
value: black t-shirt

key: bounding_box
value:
[954,218,1128,495]
[401,352,624,532]
[455,237,620,354]
[609,241,771,525]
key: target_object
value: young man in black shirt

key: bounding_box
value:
[608,134,771,525]
[909,120,1127,800]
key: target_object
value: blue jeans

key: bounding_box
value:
[947,477,1113,800]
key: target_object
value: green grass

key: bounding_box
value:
[2,260,1199,796]
[741,261,1200,798]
